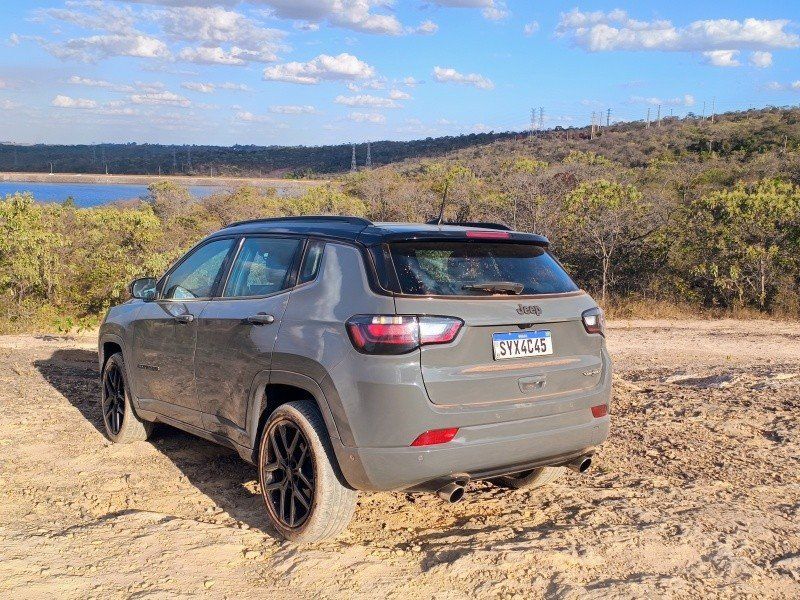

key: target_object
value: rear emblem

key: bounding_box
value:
[516,304,542,316]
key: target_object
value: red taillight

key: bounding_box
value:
[466,230,510,239]
[346,315,462,355]
[582,307,605,336]
[410,428,459,446]
[591,404,608,418]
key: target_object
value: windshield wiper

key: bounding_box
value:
[461,281,524,295]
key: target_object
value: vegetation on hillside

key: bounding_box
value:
[1,106,800,332]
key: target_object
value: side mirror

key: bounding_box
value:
[130,277,157,301]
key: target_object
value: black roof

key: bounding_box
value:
[215,215,549,246]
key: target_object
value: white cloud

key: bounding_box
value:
[402,76,420,87]
[52,95,98,109]
[749,51,773,68]
[178,47,247,65]
[0,99,20,110]
[764,81,800,92]
[255,0,404,35]
[432,66,494,90]
[269,104,318,114]
[130,91,191,107]
[67,75,135,93]
[335,94,400,108]
[523,21,540,36]
[557,10,799,59]
[46,33,170,63]
[263,53,375,84]
[236,111,268,122]
[629,94,695,107]
[8,33,20,46]
[182,82,216,93]
[428,1,509,21]
[703,49,740,67]
[411,20,439,35]
[156,7,286,64]
[389,89,411,100]
[348,111,386,123]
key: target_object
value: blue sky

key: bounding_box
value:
[0,0,799,146]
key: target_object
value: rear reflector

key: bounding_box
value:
[465,230,511,239]
[591,404,608,418]
[410,428,459,446]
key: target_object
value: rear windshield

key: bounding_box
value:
[390,241,579,296]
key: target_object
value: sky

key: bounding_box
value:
[0,0,799,146]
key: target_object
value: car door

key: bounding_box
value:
[194,235,305,442]
[130,236,238,427]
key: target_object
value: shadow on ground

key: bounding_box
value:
[34,348,276,536]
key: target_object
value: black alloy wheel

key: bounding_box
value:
[102,361,126,435]
[261,419,315,529]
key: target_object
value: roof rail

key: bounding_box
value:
[225,215,373,229]
[425,219,512,231]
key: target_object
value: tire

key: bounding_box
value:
[258,400,358,543]
[101,352,153,443]
[492,466,564,490]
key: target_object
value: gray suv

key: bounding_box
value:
[99,216,611,542]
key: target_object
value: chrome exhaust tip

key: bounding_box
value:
[437,482,466,503]
[565,456,592,473]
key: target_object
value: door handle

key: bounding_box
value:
[174,314,194,324]
[247,313,275,326]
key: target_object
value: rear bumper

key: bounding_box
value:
[333,410,610,492]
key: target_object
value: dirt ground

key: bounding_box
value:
[0,319,798,599]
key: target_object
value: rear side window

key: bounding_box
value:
[223,237,301,298]
[299,240,325,284]
[390,241,579,296]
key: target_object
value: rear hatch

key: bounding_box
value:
[388,237,604,407]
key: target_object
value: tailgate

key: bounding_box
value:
[395,294,604,406]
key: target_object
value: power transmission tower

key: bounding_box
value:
[646,107,651,128]
[172,148,177,170]
[590,112,596,140]
[702,101,706,120]
[657,104,662,127]
[365,141,372,169]
[711,97,716,123]
[606,108,611,127]
[350,143,357,172]
[529,108,535,140]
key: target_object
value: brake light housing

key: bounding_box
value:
[346,315,463,354]
[581,307,605,336]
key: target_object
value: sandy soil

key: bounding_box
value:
[0,320,798,599]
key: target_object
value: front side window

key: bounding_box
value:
[223,237,302,298]
[390,241,579,296]
[163,238,236,300]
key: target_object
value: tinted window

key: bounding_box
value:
[299,241,325,284]
[223,237,301,298]
[163,238,235,300]
[390,241,579,296]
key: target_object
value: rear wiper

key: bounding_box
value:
[461,281,524,295]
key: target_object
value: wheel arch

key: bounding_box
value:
[247,370,343,464]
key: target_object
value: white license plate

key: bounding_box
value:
[492,330,552,360]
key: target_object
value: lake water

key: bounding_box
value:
[0,182,224,207]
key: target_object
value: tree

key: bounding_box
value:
[562,180,653,302]
[674,179,800,310]
[423,163,480,222]
[0,193,58,306]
